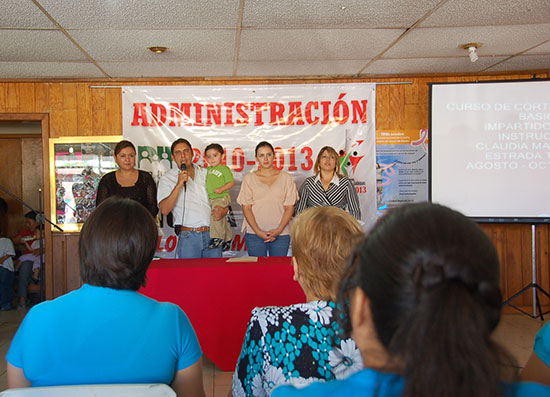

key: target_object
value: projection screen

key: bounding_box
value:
[429,80,550,223]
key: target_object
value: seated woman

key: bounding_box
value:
[273,202,550,397]
[7,197,205,397]
[521,322,550,385]
[232,207,364,396]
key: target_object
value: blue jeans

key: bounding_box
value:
[176,230,222,259]
[18,260,33,299]
[0,267,14,309]
[245,233,290,257]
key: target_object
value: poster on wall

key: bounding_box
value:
[375,129,429,212]
[49,136,120,232]
[122,84,377,257]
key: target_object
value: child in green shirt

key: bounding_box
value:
[205,143,235,250]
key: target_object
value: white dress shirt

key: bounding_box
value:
[157,165,211,227]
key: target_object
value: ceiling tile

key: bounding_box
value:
[484,54,550,72]
[0,30,87,61]
[0,0,56,28]
[421,0,550,27]
[100,61,234,78]
[69,30,235,61]
[0,0,546,79]
[239,29,404,61]
[0,62,105,78]
[243,0,441,28]
[525,40,550,54]
[361,56,509,75]
[37,0,240,29]
[237,60,367,76]
[384,24,550,58]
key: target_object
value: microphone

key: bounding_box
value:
[180,163,187,190]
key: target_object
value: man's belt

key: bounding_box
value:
[174,225,209,234]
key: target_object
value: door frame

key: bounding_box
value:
[0,113,53,299]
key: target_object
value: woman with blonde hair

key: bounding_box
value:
[295,146,361,220]
[232,206,364,396]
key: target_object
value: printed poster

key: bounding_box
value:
[375,129,429,213]
[122,84,377,257]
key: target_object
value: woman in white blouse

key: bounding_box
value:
[295,146,361,220]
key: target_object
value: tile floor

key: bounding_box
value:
[0,308,546,397]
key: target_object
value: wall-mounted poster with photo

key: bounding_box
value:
[375,129,429,213]
[49,136,120,231]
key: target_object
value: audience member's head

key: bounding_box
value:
[79,197,158,291]
[24,211,39,231]
[292,206,363,301]
[340,202,515,396]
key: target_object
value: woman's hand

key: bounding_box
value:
[256,230,272,242]
[264,228,280,242]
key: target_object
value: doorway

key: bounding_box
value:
[0,121,43,238]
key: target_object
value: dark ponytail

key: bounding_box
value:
[394,281,509,397]
[343,203,518,397]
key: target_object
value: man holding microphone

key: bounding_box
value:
[158,138,225,258]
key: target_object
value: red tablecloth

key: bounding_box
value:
[139,257,306,371]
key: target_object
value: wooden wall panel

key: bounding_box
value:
[21,137,43,211]
[0,139,23,237]
[91,88,107,136]
[48,83,64,109]
[0,85,6,111]
[105,88,122,135]
[6,83,20,110]
[49,84,67,137]
[481,223,550,311]
[76,83,92,135]
[51,232,81,299]
[536,225,550,306]
[35,83,49,113]
[65,233,82,293]
[51,232,67,298]
[62,84,77,109]
[16,83,36,113]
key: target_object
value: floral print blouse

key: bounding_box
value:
[232,300,363,396]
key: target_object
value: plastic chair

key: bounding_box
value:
[0,383,175,396]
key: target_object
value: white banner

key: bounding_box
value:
[122,83,377,257]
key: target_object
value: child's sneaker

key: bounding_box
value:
[208,238,224,249]
[222,240,232,251]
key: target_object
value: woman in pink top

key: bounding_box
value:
[237,141,298,256]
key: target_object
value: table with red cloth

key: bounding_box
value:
[139,257,306,372]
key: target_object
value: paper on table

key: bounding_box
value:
[226,256,258,262]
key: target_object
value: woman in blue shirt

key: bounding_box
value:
[274,202,550,397]
[7,197,204,397]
